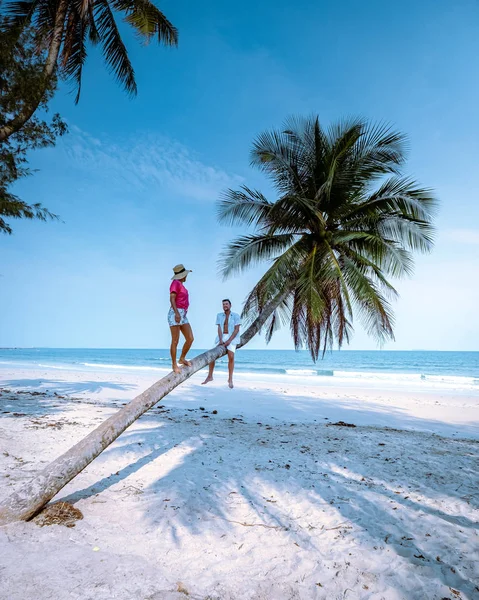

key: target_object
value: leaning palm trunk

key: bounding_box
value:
[0,0,68,142]
[0,291,287,524]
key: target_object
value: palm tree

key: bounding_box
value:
[0,116,436,524]
[219,116,437,357]
[0,0,177,141]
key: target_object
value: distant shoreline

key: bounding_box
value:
[1,347,478,352]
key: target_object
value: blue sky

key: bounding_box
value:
[1,0,479,351]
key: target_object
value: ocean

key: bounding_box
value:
[0,348,478,393]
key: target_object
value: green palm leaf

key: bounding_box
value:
[112,0,177,44]
[61,7,87,102]
[217,187,273,228]
[219,233,298,279]
[2,0,37,31]
[93,0,136,96]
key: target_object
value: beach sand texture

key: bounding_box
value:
[0,365,478,600]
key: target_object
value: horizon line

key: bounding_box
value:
[1,347,478,353]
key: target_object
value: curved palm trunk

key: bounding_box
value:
[0,0,68,142]
[0,291,288,524]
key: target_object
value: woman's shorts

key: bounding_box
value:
[168,308,189,326]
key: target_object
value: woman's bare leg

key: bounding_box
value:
[179,323,194,366]
[170,326,181,373]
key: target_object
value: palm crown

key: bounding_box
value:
[2,0,177,102]
[219,116,437,360]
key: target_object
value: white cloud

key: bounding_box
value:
[64,127,242,202]
[443,228,479,245]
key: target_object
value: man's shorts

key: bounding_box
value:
[215,341,237,354]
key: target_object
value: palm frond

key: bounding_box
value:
[217,187,273,228]
[345,234,415,278]
[219,232,297,279]
[263,297,292,344]
[61,7,87,102]
[240,240,308,323]
[288,244,354,358]
[33,0,56,46]
[343,177,437,223]
[86,0,100,44]
[93,0,137,95]
[340,255,395,343]
[267,194,321,234]
[336,245,399,299]
[352,122,406,178]
[377,215,435,253]
[112,0,177,45]
[263,311,278,344]
[2,0,38,32]
[250,128,306,196]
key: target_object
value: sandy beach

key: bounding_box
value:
[2,0,479,595]
[0,364,478,600]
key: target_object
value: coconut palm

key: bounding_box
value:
[0,0,177,141]
[219,116,437,357]
[0,116,436,524]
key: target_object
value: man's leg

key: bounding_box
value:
[170,326,181,373]
[202,361,215,384]
[227,350,235,388]
[179,323,194,366]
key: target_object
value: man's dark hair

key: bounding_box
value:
[222,298,231,305]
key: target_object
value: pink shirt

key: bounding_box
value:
[170,280,189,310]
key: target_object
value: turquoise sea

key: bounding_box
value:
[0,348,478,393]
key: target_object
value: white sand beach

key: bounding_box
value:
[1,364,478,600]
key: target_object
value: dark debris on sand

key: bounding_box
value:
[33,501,84,528]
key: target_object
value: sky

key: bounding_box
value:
[1,0,479,351]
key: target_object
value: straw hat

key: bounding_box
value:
[171,264,192,280]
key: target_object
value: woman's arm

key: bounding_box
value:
[170,293,181,324]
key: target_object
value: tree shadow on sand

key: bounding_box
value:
[1,378,137,397]
[53,393,479,599]
[0,387,66,418]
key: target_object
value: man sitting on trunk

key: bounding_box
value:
[202,299,241,389]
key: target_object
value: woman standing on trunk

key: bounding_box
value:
[168,264,194,373]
